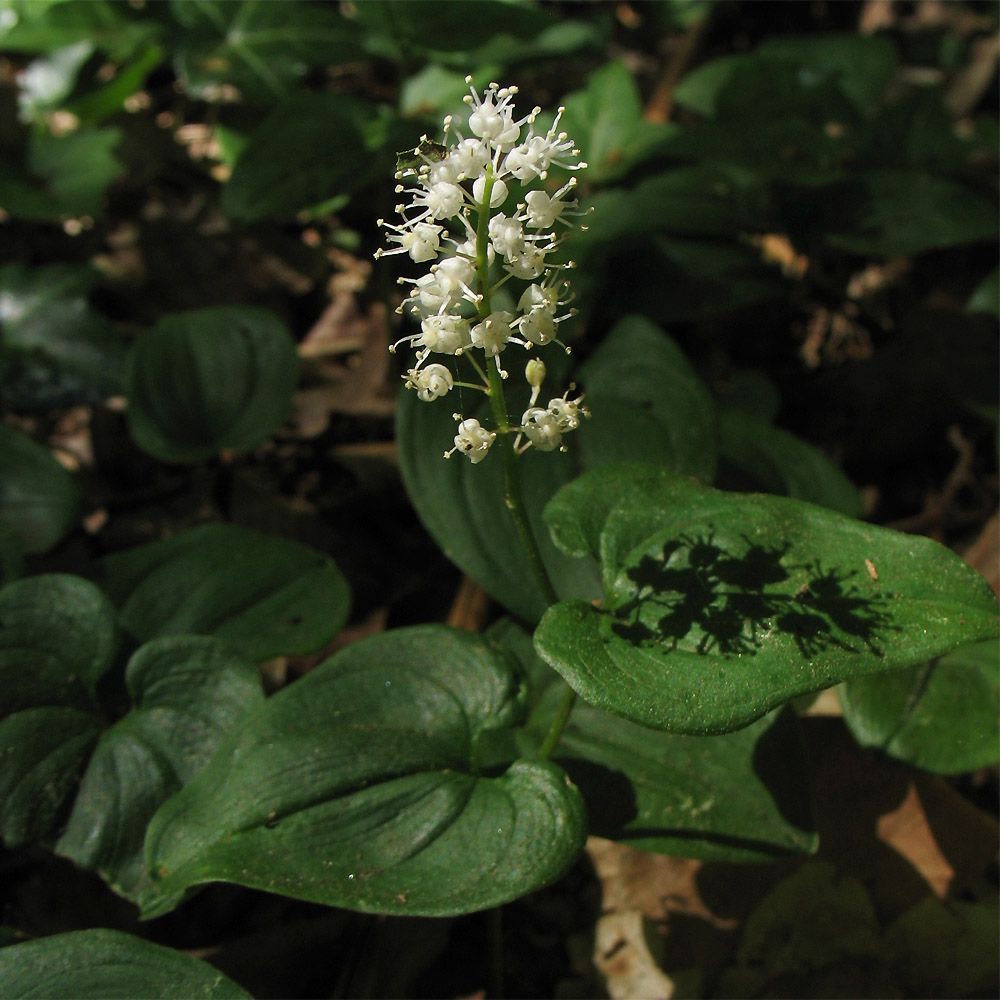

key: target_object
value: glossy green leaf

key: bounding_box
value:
[125,306,298,462]
[222,94,378,221]
[717,369,781,422]
[0,574,117,716]
[839,640,999,774]
[0,427,80,555]
[863,86,973,172]
[495,621,816,861]
[0,928,252,999]
[825,171,998,257]
[718,410,862,516]
[577,166,763,244]
[170,0,362,103]
[673,53,748,116]
[532,695,815,860]
[0,574,116,845]
[534,463,999,734]
[57,636,264,901]
[0,707,103,846]
[103,524,350,660]
[576,315,717,483]
[144,626,587,918]
[0,525,23,587]
[0,262,126,405]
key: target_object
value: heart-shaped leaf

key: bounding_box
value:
[57,635,264,902]
[0,706,103,846]
[534,463,999,734]
[0,575,116,844]
[0,574,264,897]
[0,574,117,717]
[102,524,350,660]
[839,639,999,774]
[493,620,816,861]
[0,928,251,999]
[125,306,298,463]
[144,626,587,917]
[0,426,80,556]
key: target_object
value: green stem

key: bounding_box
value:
[473,171,559,608]
[487,364,558,607]
[473,168,568,753]
[537,684,576,760]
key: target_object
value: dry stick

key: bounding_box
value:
[643,5,714,124]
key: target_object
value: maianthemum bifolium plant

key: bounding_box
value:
[0,65,998,999]
[378,77,590,616]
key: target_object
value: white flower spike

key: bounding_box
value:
[377,78,589,463]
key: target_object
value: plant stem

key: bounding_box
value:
[474,168,569,756]
[475,172,559,609]
[487,365,558,606]
[537,684,577,760]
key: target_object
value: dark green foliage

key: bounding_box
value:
[0,1,996,994]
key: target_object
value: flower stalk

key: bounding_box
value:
[377,77,591,751]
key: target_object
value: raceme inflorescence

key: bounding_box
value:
[377,78,590,464]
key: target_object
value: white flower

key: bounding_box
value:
[506,246,548,279]
[430,255,478,304]
[547,393,587,430]
[473,175,508,208]
[410,271,449,311]
[517,281,560,314]
[376,220,443,263]
[417,313,472,354]
[377,79,589,466]
[449,137,491,179]
[488,213,525,260]
[519,307,556,346]
[470,310,515,357]
[405,363,454,401]
[503,107,585,180]
[410,181,465,221]
[521,407,564,452]
[464,80,531,149]
[447,418,496,463]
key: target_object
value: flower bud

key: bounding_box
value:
[525,358,546,388]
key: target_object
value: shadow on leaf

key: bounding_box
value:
[611,530,896,658]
